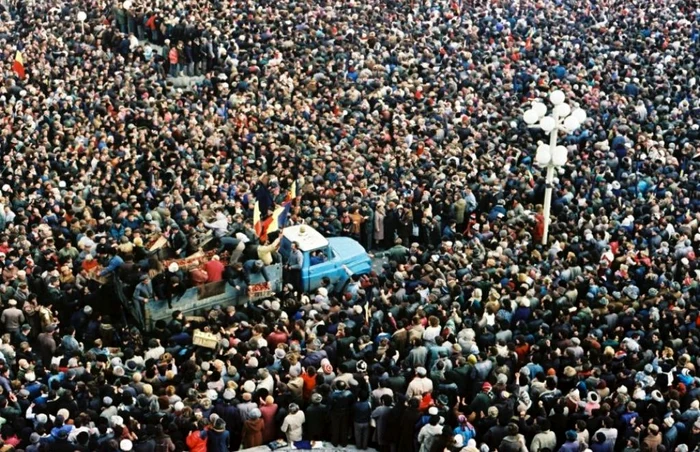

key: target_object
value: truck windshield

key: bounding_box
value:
[309,248,330,266]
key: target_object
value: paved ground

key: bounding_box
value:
[170,75,205,87]
[241,446,378,452]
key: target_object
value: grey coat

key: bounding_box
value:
[374,210,385,242]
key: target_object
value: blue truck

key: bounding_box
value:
[279,225,372,292]
[143,225,372,329]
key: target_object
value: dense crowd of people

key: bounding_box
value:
[0,0,698,450]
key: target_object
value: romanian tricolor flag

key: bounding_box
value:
[254,182,298,241]
[269,182,297,234]
[281,181,297,204]
[253,200,273,243]
[525,28,535,52]
[267,205,286,236]
[12,51,25,79]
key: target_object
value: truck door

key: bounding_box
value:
[304,247,339,292]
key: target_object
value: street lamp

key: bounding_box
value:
[523,90,587,245]
[77,11,87,34]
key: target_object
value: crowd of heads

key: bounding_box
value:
[0,0,698,450]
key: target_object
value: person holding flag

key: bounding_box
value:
[12,50,25,79]
[254,181,297,243]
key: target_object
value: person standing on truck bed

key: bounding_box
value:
[204,255,225,283]
[167,224,188,259]
[257,236,281,265]
[286,242,303,294]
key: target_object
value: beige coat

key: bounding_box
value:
[406,376,433,398]
[642,432,661,452]
[281,411,306,442]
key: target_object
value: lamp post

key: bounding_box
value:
[523,90,587,245]
[77,11,87,34]
[123,1,132,33]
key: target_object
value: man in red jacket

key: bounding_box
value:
[204,255,225,282]
[186,423,208,452]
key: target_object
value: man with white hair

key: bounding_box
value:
[281,403,305,442]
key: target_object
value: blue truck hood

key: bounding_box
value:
[328,237,368,260]
[328,237,372,276]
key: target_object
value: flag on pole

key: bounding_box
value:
[278,202,293,229]
[272,182,297,233]
[254,181,274,219]
[256,182,297,240]
[12,51,25,79]
[281,181,297,204]
[525,28,535,51]
[253,200,273,242]
[253,200,261,235]
[267,204,289,236]
[267,208,281,236]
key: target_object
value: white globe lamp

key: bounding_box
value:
[552,146,568,166]
[571,107,587,123]
[531,102,547,118]
[563,116,581,133]
[523,109,539,125]
[549,90,565,106]
[536,144,551,167]
[539,116,556,133]
[554,103,571,118]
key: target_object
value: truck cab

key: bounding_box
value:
[280,225,372,292]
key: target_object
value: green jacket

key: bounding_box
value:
[467,392,491,416]
[376,245,409,263]
[0,401,20,419]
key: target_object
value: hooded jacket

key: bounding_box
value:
[242,418,264,449]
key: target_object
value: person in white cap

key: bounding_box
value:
[681,400,700,424]
[417,412,444,452]
[163,262,184,308]
[406,366,433,398]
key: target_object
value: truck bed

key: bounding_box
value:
[143,264,283,329]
